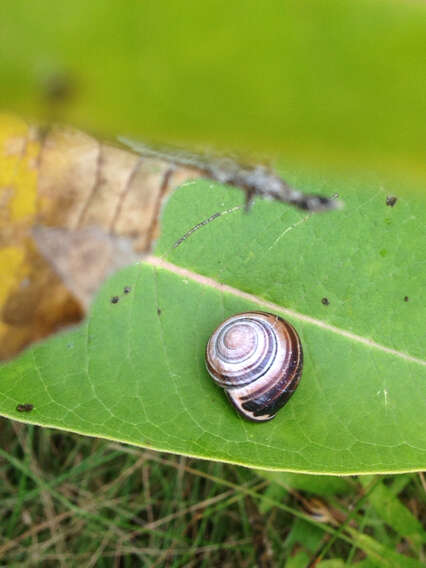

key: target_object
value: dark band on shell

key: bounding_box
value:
[205,311,303,422]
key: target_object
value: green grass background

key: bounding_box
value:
[1,421,424,566]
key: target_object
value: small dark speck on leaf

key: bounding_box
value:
[386,196,398,207]
[321,297,330,306]
[404,296,409,302]
[123,286,131,294]
[111,296,120,304]
[16,403,34,413]
[157,308,162,316]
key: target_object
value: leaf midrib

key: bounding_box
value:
[146,255,426,367]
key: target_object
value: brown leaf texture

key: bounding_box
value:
[0,115,200,360]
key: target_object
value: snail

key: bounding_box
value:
[205,311,303,422]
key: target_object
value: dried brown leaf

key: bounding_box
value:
[0,116,199,360]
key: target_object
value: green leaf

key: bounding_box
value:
[284,551,311,568]
[0,168,424,474]
[284,518,324,554]
[0,1,425,186]
[157,175,425,361]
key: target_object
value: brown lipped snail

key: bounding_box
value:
[205,311,303,422]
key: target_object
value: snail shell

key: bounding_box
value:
[205,311,303,422]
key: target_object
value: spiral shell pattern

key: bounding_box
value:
[205,311,303,422]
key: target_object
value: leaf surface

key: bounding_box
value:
[0,170,424,474]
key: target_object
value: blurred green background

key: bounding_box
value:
[0,0,425,190]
